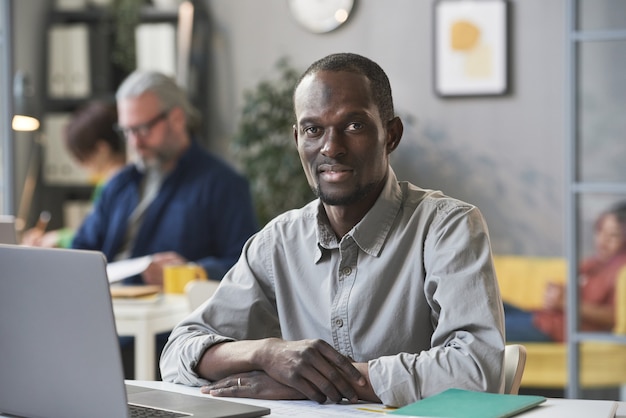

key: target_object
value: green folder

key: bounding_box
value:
[389,388,546,418]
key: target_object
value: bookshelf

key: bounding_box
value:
[36,0,209,232]
[564,0,626,398]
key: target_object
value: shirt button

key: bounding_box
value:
[335,318,344,327]
[342,267,352,276]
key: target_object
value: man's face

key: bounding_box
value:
[293,70,395,208]
[117,91,180,170]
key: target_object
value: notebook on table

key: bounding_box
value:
[0,244,270,418]
[389,388,546,418]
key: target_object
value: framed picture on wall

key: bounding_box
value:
[434,0,509,97]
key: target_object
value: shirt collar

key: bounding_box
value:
[314,168,403,261]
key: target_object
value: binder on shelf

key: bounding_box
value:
[47,25,67,98]
[135,23,177,77]
[66,24,91,98]
[47,24,91,98]
[43,113,90,185]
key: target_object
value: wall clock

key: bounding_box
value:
[288,0,355,34]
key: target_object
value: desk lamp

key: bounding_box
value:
[11,71,39,132]
[11,71,41,235]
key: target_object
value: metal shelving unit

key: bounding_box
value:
[565,0,626,399]
[34,1,209,232]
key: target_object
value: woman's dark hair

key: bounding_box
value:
[64,100,125,163]
[609,201,626,228]
[595,201,626,235]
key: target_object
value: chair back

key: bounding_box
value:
[184,280,220,310]
[504,344,527,394]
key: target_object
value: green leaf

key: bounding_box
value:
[232,58,313,225]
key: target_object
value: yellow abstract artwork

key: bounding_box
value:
[435,0,508,96]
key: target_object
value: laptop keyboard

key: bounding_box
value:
[129,403,191,417]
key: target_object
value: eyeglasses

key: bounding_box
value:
[114,110,169,140]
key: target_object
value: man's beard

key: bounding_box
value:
[134,154,160,173]
[133,148,177,173]
[313,182,376,206]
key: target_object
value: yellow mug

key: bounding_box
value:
[163,264,207,294]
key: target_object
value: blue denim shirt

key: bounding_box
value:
[72,140,258,283]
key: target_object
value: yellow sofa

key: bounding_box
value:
[493,255,626,388]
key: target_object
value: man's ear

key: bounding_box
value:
[293,124,299,145]
[169,106,186,132]
[386,117,403,153]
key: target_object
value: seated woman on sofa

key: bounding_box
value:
[505,201,626,342]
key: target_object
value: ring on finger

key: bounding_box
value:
[237,377,241,387]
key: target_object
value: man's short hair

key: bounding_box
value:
[295,53,395,123]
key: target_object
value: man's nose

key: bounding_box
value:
[320,129,346,158]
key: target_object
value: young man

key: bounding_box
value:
[72,71,258,284]
[160,53,505,407]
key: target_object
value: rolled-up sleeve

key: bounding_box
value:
[160,232,281,385]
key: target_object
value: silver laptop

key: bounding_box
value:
[0,245,270,418]
[0,215,17,244]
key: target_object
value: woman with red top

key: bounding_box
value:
[504,201,626,342]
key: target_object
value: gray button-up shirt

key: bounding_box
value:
[160,169,505,406]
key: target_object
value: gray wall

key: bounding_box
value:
[204,0,565,256]
[11,0,566,256]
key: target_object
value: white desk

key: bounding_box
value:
[128,380,626,417]
[113,294,189,380]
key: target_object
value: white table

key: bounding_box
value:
[128,380,626,417]
[113,294,190,380]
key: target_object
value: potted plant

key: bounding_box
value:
[232,58,313,226]
[110,0,146,75]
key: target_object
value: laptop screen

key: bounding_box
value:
[0,245,130,417]
[0,245,270,418]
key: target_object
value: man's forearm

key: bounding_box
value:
[197,339,267,381]
[198,337,367,404]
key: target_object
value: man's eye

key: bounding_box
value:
[347,122,363,131]
[137,126,150,136]
[304,126,320,135]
